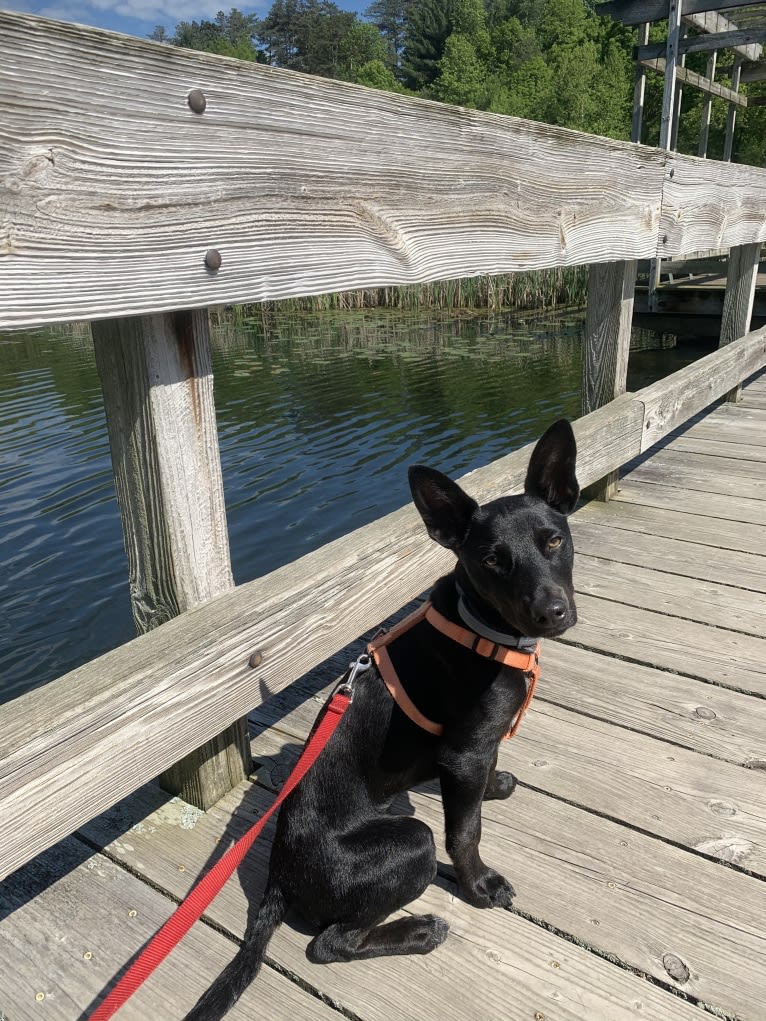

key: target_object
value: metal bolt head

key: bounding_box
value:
[205,249,222,271]
[249,651,264,669]
[188,88,207,114]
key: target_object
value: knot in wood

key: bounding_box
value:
[662,953,690,984]
[694,706,716,720]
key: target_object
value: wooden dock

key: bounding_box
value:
[2,371,765,1021]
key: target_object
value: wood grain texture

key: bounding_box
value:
[628,447,766,500]
[741,57,766,80]
[80,777,757,1021]
[637,324,766,448]
[582,261,637,499]
[566,591,766,695]
[1,12,766,328]
[93,311,250,808]
[0,836,343,1021]
[575,552,766,635]
[573,507,766,585]
[615,476,766,524]
[720,243,761,402]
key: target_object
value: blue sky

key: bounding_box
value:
[2,1,369,42]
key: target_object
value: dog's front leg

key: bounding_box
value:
[439,751,515,909]
[483,747,517,800]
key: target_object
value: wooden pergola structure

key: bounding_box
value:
[599,0,766,155]
[599,1,766,307]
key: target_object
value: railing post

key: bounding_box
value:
[92,309,250,810]
[720,242,762,403]
[582,260,637,501]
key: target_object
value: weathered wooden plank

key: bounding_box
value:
[2,12,766,328]
[582,261,637,499]
[684,9,763,59]
[741,57,766,80]
[637,324,766,448]
[573,507,766,584]
[659,0,684,151]
[658,155,766,257]
[92,311,250,809]
[670,431,766,460]
[721,242,761,401]
[82,775,762,1020]
[541,642,766,765]
[641,56,750,106]
[640,27,766,61]
[599,0,766,27]
[567,591,766,695]
[628,447,766,500]
[576,552,766,635]
[615,476,766,524]
[723,56,745,162]
[0,837,343,1021]
[0,12,670,330]
[631,23,651,143]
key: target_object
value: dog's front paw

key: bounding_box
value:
[460,868,515,909]
[483,770,517,800]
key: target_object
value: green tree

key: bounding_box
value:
[401,0,454,92]
[172,8,259,60]
[257,0,356,77]
[338,21,391,81]
[364,0,410,68]
[434,34,487,107]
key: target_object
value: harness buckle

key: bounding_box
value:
[336,653,372,702]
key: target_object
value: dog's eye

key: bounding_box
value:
[483,554,498,568]
[547,536,562,550]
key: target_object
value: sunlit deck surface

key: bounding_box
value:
[2,373,766,1021]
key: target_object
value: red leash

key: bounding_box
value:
[88,686,353,1020]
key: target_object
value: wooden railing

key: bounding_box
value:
[1,11,766,881]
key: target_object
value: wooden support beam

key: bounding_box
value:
[720,242,761,401]
[582,261,638,500]
[723,56,744,161]
[740,58,766,81]
[640,57,749,105]
[631,23,651,143]
[650,0,683,309]
[698,51,718,156]
[92,310,250,810]
[683,10,763,60]
[599,0,766,27]
[639,28,766,62]
[660,0,685,150]
[670,26,689,152]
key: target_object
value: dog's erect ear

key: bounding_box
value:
[524,419,579,515]
[408,465,479,552]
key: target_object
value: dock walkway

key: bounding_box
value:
[2,374,766,1021]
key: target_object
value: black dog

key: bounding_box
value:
[183,419,578,1020]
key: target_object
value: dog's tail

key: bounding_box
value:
[182,882,287,1021]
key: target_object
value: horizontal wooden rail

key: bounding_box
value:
[2,11,766,328]
[1,326,765,881]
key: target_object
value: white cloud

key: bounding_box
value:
[9,0,270,31]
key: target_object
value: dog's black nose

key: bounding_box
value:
[532,597,569,628]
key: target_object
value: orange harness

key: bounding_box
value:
[367,602,541,740]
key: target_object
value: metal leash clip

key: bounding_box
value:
[336,652,372,701]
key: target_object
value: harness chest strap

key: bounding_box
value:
[367,602,541,741]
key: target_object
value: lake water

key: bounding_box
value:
[0,309,704,703]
